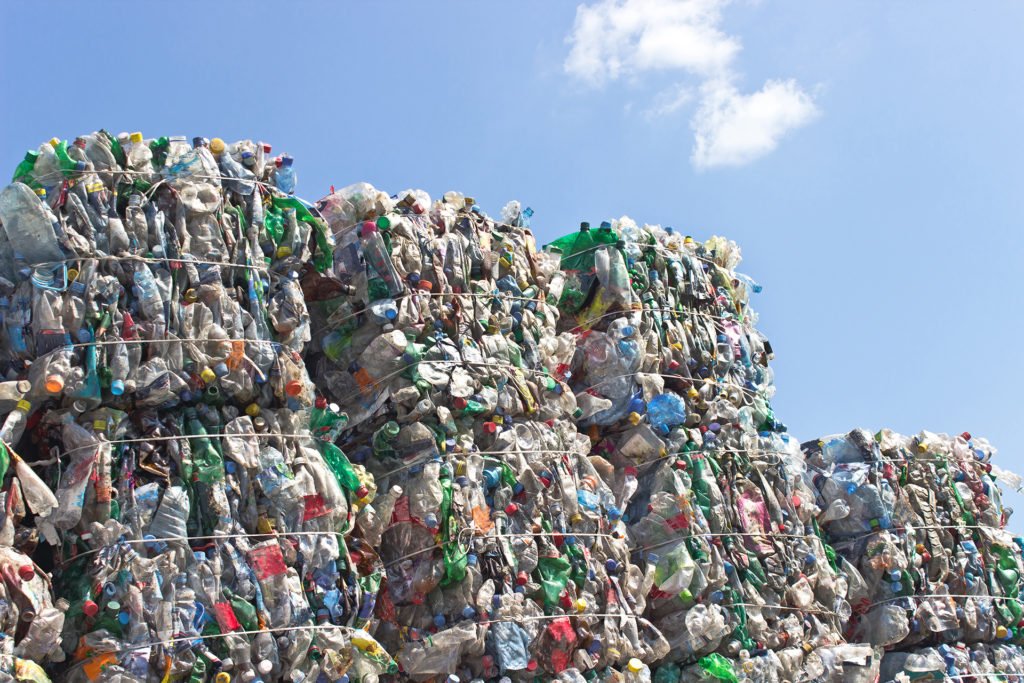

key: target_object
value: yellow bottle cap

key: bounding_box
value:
[35,187,47,197]
[93,419,107,431]
[49,138,60,148]
[997,625,1008,638]
[209,138,226,155]
[215,673,231,683]
[627,658,644,673]
[200,367,217,384]
[575,598,587,612]
[68,268,79,282]
[275,246,293,258]
[16,399,31,412]
[129,132,144,144]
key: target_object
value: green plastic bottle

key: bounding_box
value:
[11,150,39,185]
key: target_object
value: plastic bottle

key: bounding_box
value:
[124,131,155,181]
[359,221,404,299]
[274,155,296,194]
[210,138,255,195]
[0,182,66,268]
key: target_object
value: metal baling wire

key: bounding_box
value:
[864,593,1024,611]
[55,530,344,567]
[47,431,326,461]
[571,304,748,332]
[330,356,769,414]
[75,609,673,660]
[30,253,276,273]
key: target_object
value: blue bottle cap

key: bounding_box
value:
[462,606,476,619]
[280,156,294,167]
[111,379,125,396]
[214,362,229,378]
[605,559,618,573]
[433,614,446,627]
[118,611,130,625]
[467,553,478,566]
[492,595,501,609]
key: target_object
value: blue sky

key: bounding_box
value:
[3,1,1023,527]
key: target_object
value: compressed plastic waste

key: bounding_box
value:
[0,133,394,683]
[305,187,662,681]
[805,429,1024,681]
[3,134,1024,683]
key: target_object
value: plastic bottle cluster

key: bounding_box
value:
[0,132,1022,683]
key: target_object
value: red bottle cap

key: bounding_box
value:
[505,503,518,515]
[83,600,99,617]
[18,565,35,581]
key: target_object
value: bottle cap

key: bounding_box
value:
[200,367,217,385]
[214,362,229,378]
[280,155,294,167]
[285,380,303,397]
[15,380,30,395]
[257,660,273,675]
[215,674,231,683]
[45,374,64,394]
[18,565,35,581]
[628,658,644,673]
[82,600,99,617]
[49,137,61,148]
[111,379,125,395]
[129,132,144,143]
[209,138,226,155]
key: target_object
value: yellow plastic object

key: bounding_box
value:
[627,658,644,673]
[129,131,144,143]
[209,138,226,155]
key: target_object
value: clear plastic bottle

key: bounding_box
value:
[210,138,255,195]
[0,183,66,269]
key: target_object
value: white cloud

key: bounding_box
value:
[565,0,738,84]
[692,78,819,168]
[564,0,819,168]
[644,84,695,119]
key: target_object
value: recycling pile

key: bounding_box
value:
[0,133,396,683]
[304,185,660,681]
[805,429,1024,680]
[2,132,1024,683]
[547,220,878,682]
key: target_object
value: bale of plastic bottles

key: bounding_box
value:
[0,133,394,683]
[547,219,879,682]
[304,185,660,681]
[805,428,1024,680]
[3,132,1024,683]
